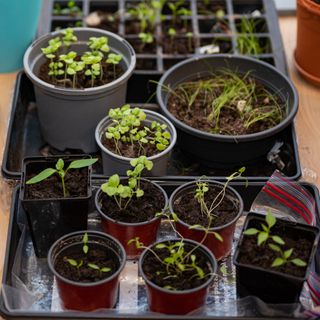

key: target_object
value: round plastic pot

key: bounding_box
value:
[169,180,243,260]
[234,212,320,303]
[23,27,136,153]
[139,238,217,314]
[295,0,320,86]
[48,230,126,311]
[20,155,92,258]
[95,178,168,259]
[157,55,298,166]
[95,109,177,176]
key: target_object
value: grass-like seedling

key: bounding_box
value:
[26,158,98,198]
[105,104,171,157]
[101,156,153,210]
[53,1,82,17]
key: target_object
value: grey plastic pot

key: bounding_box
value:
[23,27,136,153]
[95,109,177,176]
[157,55,299,166]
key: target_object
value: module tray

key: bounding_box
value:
[1,72,301,181]
[0,181,319,319]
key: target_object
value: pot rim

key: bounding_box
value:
[139,238,217,295]
[47,230,126,287]
[23,27,136,95]
[95,109,177,161]
[233,212,320,281]
[169,179,244,231]
[294,50,320,86]
[95,178,169,227]
[157,54,299,143]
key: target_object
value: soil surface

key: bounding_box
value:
[161,19,193,34]
[143,242,212,290]
[55,243,120,282]
[39,59,124,89]
[125,19,155,35]
[100,180,165,223]
[127,38,157,54]
[167,75,285,135]
[86,11,120,33]
[238,219,314,277]
[162,36,195,54]
[172,185,239,228]
[25,167,88,199]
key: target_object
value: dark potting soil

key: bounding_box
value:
[85,11,120,33]
[25,167,88,199]
[54,243,120,282]
[125,19,155,35]
[127,38,157,54]
[161,19,193,34]
[167,75,285,135]
[101,126,163,158]
[143,242,212,290]
[162,36,195,54]
[39,59,124,89]
[238,220,314,278]
[172,186,239,228]
[100,180,165,223]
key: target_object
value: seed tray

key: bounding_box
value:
[37,0,287,75]
[0,181,318,319]
[1,72,301,181]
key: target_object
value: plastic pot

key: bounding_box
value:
[139,238,217,314]
[157,55,298,166]
[20,155,92,258]
[95,178,168,259]
[95,109,177,176]
[48,230,126,311]
[23,27,136,153]
[234,212,320,303]
[295,0,320,86]
[169,180,244,260]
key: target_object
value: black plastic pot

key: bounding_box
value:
[23,27,136,153]
[157,55,299,167]
[95,109,177,176]
[20,155,92,258]
[233,212,319,303]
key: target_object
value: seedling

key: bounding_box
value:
[88,263,111,277]
[186,32,193,52]
[168,27,177,52]
[26,158,98,198]
[88,36,110,57]
[82,52,102,87]
[66,258,83,277]
[167,0,186,25]
[243,212,285,246]
[106,53,123,79]
[105,104,171,157]
[268,244,307,268]
[177,7,192,30]
[138,32,154,52]
[53,1,82,17]
[61,28,78,48]
[101,156,153,210]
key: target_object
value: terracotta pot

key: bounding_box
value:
[139,238,217,314]
[295,0,320,85]
[95,178,168,259]
[169,180,244,260]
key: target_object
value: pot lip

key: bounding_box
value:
[95,109,177,161]
[19,154,93,201]
[139,238,217,295]
[47,230,126,287]
[23,27,136,95]
[169,179,244,231]
[294,50,320,87]
[95,177,169,227]
[157,54,299,142]
[233,212,320,281]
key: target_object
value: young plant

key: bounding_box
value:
[82,52,103,87]
[167,0,186,25]
[88,263,111,276]
[100,156,153,210]
[59,51,77,85]
[168,27,177,52]
[106,53,123,79]
[268,244,307,268]
[61,28,78,48]
[53,0,82,17]
[243,211,285,246]
[186,32,193,52]
[26,158,98,198]
[88,36,110,57]
[138,32,154,52]
[177,7,192,30]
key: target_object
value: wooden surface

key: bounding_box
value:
[0,16,320,316]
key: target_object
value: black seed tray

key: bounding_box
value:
[37,0,287,75]
[1,72,301,181]
[0,181,319,319]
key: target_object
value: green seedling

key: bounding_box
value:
[186,32,193,52]
[138,32,154,52]
[168,27,177,52]
[167,0,186,25]
[83,232,89,254]
[67,259,83,277]
[88,36,110,57]
[53,1,82,17]
[243,211,285,246]
[82,51,103,87]
[177,7,192,30]
[66,60,85,88]
[87,263,111,277]
[48,61,64,82]
[268,244,307,268]
[106,53,123,79]
[105,104,171,156]
[26,158,98,198]
[61,28,78,48]
[59,51,77,85]
[101,156,153,210]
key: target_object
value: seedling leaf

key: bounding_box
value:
[68,158,98,169]
[291,259,307,267]
[272,257,285,267]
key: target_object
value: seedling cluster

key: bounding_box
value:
[41,28,123,88]
[53,1,82,17]
[105,104,171,157]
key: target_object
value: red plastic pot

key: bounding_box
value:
[295,0,320,86]
[139,238,217,314]
[95,178,168,259]
[47,230,126,311]
[169,180,244,260]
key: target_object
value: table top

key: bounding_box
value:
[0,16,320,318]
